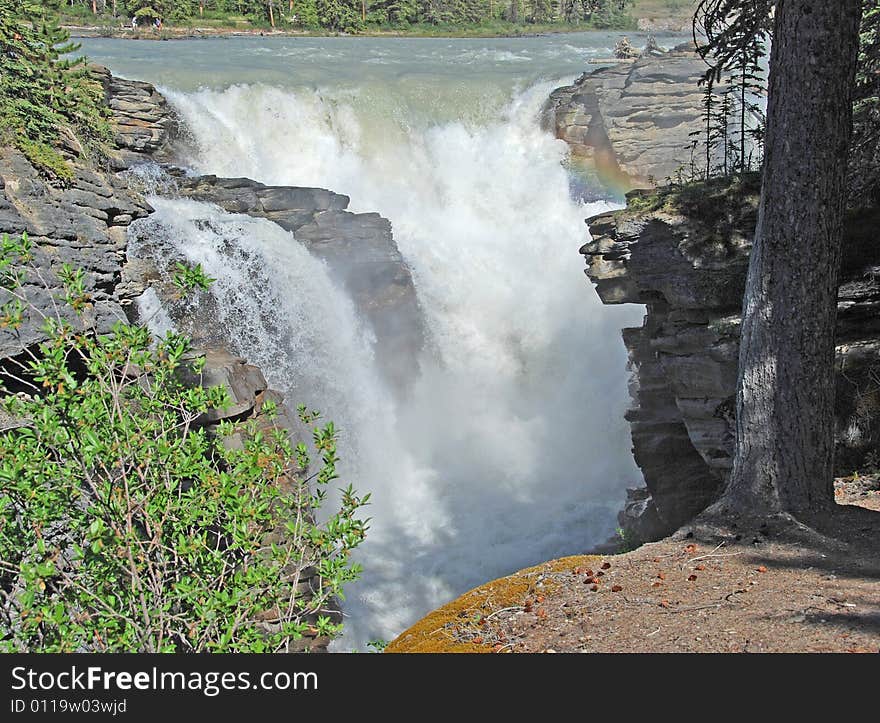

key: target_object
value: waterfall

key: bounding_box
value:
[130,79,645,649]
[129,198,383,421]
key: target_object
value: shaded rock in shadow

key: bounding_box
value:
[583,177,880,538]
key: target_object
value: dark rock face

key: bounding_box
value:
[543,46,707,190]
[174,175,425,389]
[583,187,880,537]
[0,147,152,367]
[618,487,667,544]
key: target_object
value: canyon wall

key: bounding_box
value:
[583,180,880,539]
[543,44,707,191]
[549,49,880,540]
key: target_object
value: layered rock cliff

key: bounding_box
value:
[0,145,151,369]
[582,178,880,538]
[0,70,177,368]
[92,64,178,169]
[543,45,707,191]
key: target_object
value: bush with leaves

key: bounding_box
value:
[0,0,111,182]
[0,232,369,652]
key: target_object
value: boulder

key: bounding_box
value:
[178,348,268,423]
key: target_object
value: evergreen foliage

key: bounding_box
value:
[0,0,111,181]
[29,0,634,32]
[691,0,878,201]
[851,1,880,204]
[688,0,769,181]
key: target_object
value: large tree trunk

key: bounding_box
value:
[722,0,862,517]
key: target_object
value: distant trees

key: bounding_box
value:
[34,0,633,29]
[365,0,418,25]
[315,0,362,29]
[559,0,626,24]
[529,0,554,23]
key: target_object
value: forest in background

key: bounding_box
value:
[32,0,641,34]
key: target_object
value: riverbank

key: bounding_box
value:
[66,22,634,40]
[60,0,693,39]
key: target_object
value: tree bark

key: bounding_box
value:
[723,0,862,516]
[739,57,746,172]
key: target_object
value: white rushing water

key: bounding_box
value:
[85,35,668,648]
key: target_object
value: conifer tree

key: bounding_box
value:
[729,31,766,172]
[851,1,880,204]
[694,0,864,521]
[0,0,110,180]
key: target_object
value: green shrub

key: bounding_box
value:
[14,138,75,183]
[0,233,369,652]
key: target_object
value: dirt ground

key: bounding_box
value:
[387,477,880,653]
[836,472,880,512]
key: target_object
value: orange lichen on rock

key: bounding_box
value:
[385,555,600,653]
